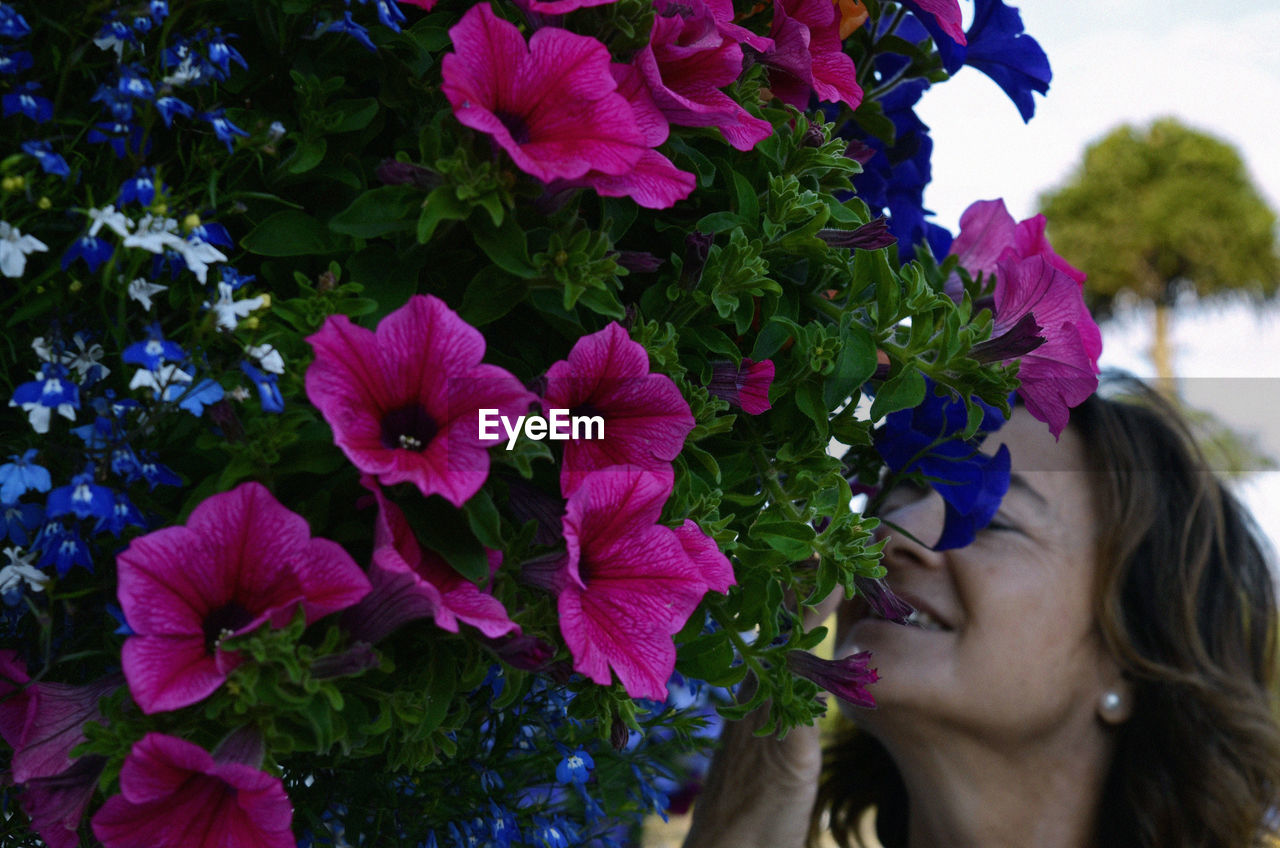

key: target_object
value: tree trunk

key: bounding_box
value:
[1150,299,1176,397]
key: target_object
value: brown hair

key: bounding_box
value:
[815,376,1280,848]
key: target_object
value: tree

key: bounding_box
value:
[1039,118,1280,386]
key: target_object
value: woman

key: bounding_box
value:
[684,378,1280,848]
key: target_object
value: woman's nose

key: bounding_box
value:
[875,489,947,569]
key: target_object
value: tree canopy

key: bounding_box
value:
[1039,118,1279,311]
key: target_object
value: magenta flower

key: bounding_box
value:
[0,652,115,848]
[442,4,649,185]
[906,0,966,46]
[573,63,696,209]
[343,480,519,644]
[948,199,1100,437]
[949,198,1085,287]
[117,482,371,714]
[559,466,734,699]
[991,253,1101,438]
[306,294,535,507]
[707,358,774,414]
[766,0,863,112]
[91,732,294,848]
[543,322,695,496]
[514,0,621,16]
[787,649,879,708]
[629,0,774,152]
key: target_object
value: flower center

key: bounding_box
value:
[493,109,532,145]
[381,403,439,452]
[203,601,255,654]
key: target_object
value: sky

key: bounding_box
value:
[908,0,1280,551]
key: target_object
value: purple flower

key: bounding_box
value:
[117,482,371,713]
[543,322,695,496]
[787,649,879,708]
[706,358,774,414]
[305,294,535,508]
[20,141,69,178]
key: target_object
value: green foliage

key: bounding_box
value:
[1040,118,1280,309]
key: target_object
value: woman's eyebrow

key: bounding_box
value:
[1008,472,1048,506]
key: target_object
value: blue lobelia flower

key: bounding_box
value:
[219,265,255,290]
[3,81,53,123]
[116,64,157,101]
[239,360,284,413]
[154,95,194,127]
[2,501,43,546]
[35,522,93,577]
[363,0,408,32]
[202,108,249,152]
[87,121,147,159]
[188,220,232,249]
[319,12,378,52]
[122,323,185,370]
[873,378,1011,550]
[20,140,69,178]
[166,375,225,416]
[0,4,31,38]
[206,29,248,77]
[555,748,594,785]
[134,452,182,490]
[0,449,52,504]
[46,468,115,522]
[11,362,80,434]
[0,47,32,74]
[96,491,146,537]
[149,1,169,23]
[119,166,157,206]
[62,235,113,273]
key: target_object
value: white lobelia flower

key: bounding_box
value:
[205,282,265,332]
[88,204,134,239]
[122,213,184,254]
[129,362,192,395]
[0,221,50,278]
[174,236,227,285]
[0,547,48,595]
[128,277,170,312]
[65,334,109,381]
[31,336,55,362]
[246,343,285,375]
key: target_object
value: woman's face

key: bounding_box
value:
[836,408,1121,749]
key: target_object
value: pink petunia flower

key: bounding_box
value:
[558,466,734,699]
[949,199,1100,438]
[441,4,649,185]
[989,253,1102,438]
[117,482,372,714]
[765,0,863,112]
[91,732,294,848]
[906,0,966,46]
[572,63,696,209]
[306,294,535,507]
[629,0,775,152]
[706,358,774,414]
[542,322,695,497]
[0,652,116,848]
[787,649,878,708]
[513,0,621,17]
[342,480,519,644]
[949,198,1085,288]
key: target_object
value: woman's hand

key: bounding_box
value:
[682,589,843,848]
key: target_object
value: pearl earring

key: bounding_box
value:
[1099,690,1128,723]
[1101,691,1121,712]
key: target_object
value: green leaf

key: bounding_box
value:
[750,519,816,560]
[459,266,526,326]
[463,489,503,549]
[823,324,878,408]
[242,211,347,256]
[470,216,537,278]
[732,171,761,224]
[329,186,420,238]
[869,366,926,421]
[326,97,379,133]
[390,490,489,584]
[285,137,327,174]
[418,186,470,243]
